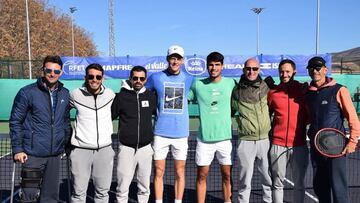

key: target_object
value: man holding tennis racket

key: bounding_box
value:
[305,56,360,203]
[268,59,309,203]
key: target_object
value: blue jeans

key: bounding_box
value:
[310,147,349,203]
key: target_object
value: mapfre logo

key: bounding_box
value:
[184,57,206,76]
[62,60,86,75]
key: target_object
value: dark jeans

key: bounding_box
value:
[310,147,349,203]
[21,154,61,203]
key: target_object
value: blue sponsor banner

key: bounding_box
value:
[61,54,331,80]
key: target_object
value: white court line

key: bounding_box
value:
[284,177,318,202]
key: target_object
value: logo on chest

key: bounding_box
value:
[321,100,328,105]
[142,100,149,107]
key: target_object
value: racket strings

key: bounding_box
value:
[316,131,346,155]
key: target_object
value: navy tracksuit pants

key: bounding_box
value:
[310,147,349,203]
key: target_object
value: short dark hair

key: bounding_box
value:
[279,59,296,70]
[85,63,104,76]
[207,52,224,65]
[130,66,147,78]
[42,55,63,69]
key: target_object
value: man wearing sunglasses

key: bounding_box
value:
[267,59,309,203]
[10,55,71,202]
[231,58,272,203]
[111,66,157,203]
[305,56,360,203]
[146,45,194,203]
[68,63,115,203]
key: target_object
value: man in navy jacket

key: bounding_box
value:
[10,55,71,203]
[305,56,360,203]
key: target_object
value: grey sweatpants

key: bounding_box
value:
[237,139,272,203]
[70,145,115,203]
[116,144,153,203]
[269,144,309,203]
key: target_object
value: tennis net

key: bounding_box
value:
[1,132,360,203]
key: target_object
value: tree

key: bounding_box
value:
[0,0,98,59]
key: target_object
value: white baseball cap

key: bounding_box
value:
[167,45,184,58]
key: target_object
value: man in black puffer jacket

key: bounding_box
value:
[111,65,157,203]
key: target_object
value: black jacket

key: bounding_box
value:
[111,80,157,149]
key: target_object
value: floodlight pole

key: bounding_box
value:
[251,8,264,56]
[25,0,32,79]
[316,0,320,55]
[70,7,77,58]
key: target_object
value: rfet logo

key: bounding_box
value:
[62,60,86,75]
[184,57,206,76]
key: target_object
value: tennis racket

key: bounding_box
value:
[314,128,349,158]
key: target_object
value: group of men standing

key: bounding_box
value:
[9,45,359,203]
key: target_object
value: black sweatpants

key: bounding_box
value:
[21,154,61,203]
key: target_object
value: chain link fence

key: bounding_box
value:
[0,59,43,79]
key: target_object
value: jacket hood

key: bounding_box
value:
[308,77,337,91]
[80,83,106,95]
[278,79,304,88]
[121,79,146,93]
[280,79,298,85]
[239,74,262,88]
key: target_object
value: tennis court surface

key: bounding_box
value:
[1,131,360,203]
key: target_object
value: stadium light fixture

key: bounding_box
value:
[70,7,77,58]
[25,0,32,79]
[316,0,320,55]
[251,8,264,56]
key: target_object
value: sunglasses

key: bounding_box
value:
[87,74,103,80]
[308,66,323,72]
[132,76,146,82]
[44,68,61,75]
[244,67,259,71]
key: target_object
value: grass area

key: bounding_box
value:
[0,119,205,134]
[0,122,10,156]
[1,115,357,157]
[2,114,359,135]
[0,121,9,133]
[0,141,10,157]
[1,121,121,134]
[0,119,202,157]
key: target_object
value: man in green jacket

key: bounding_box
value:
[232,58,272,203]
